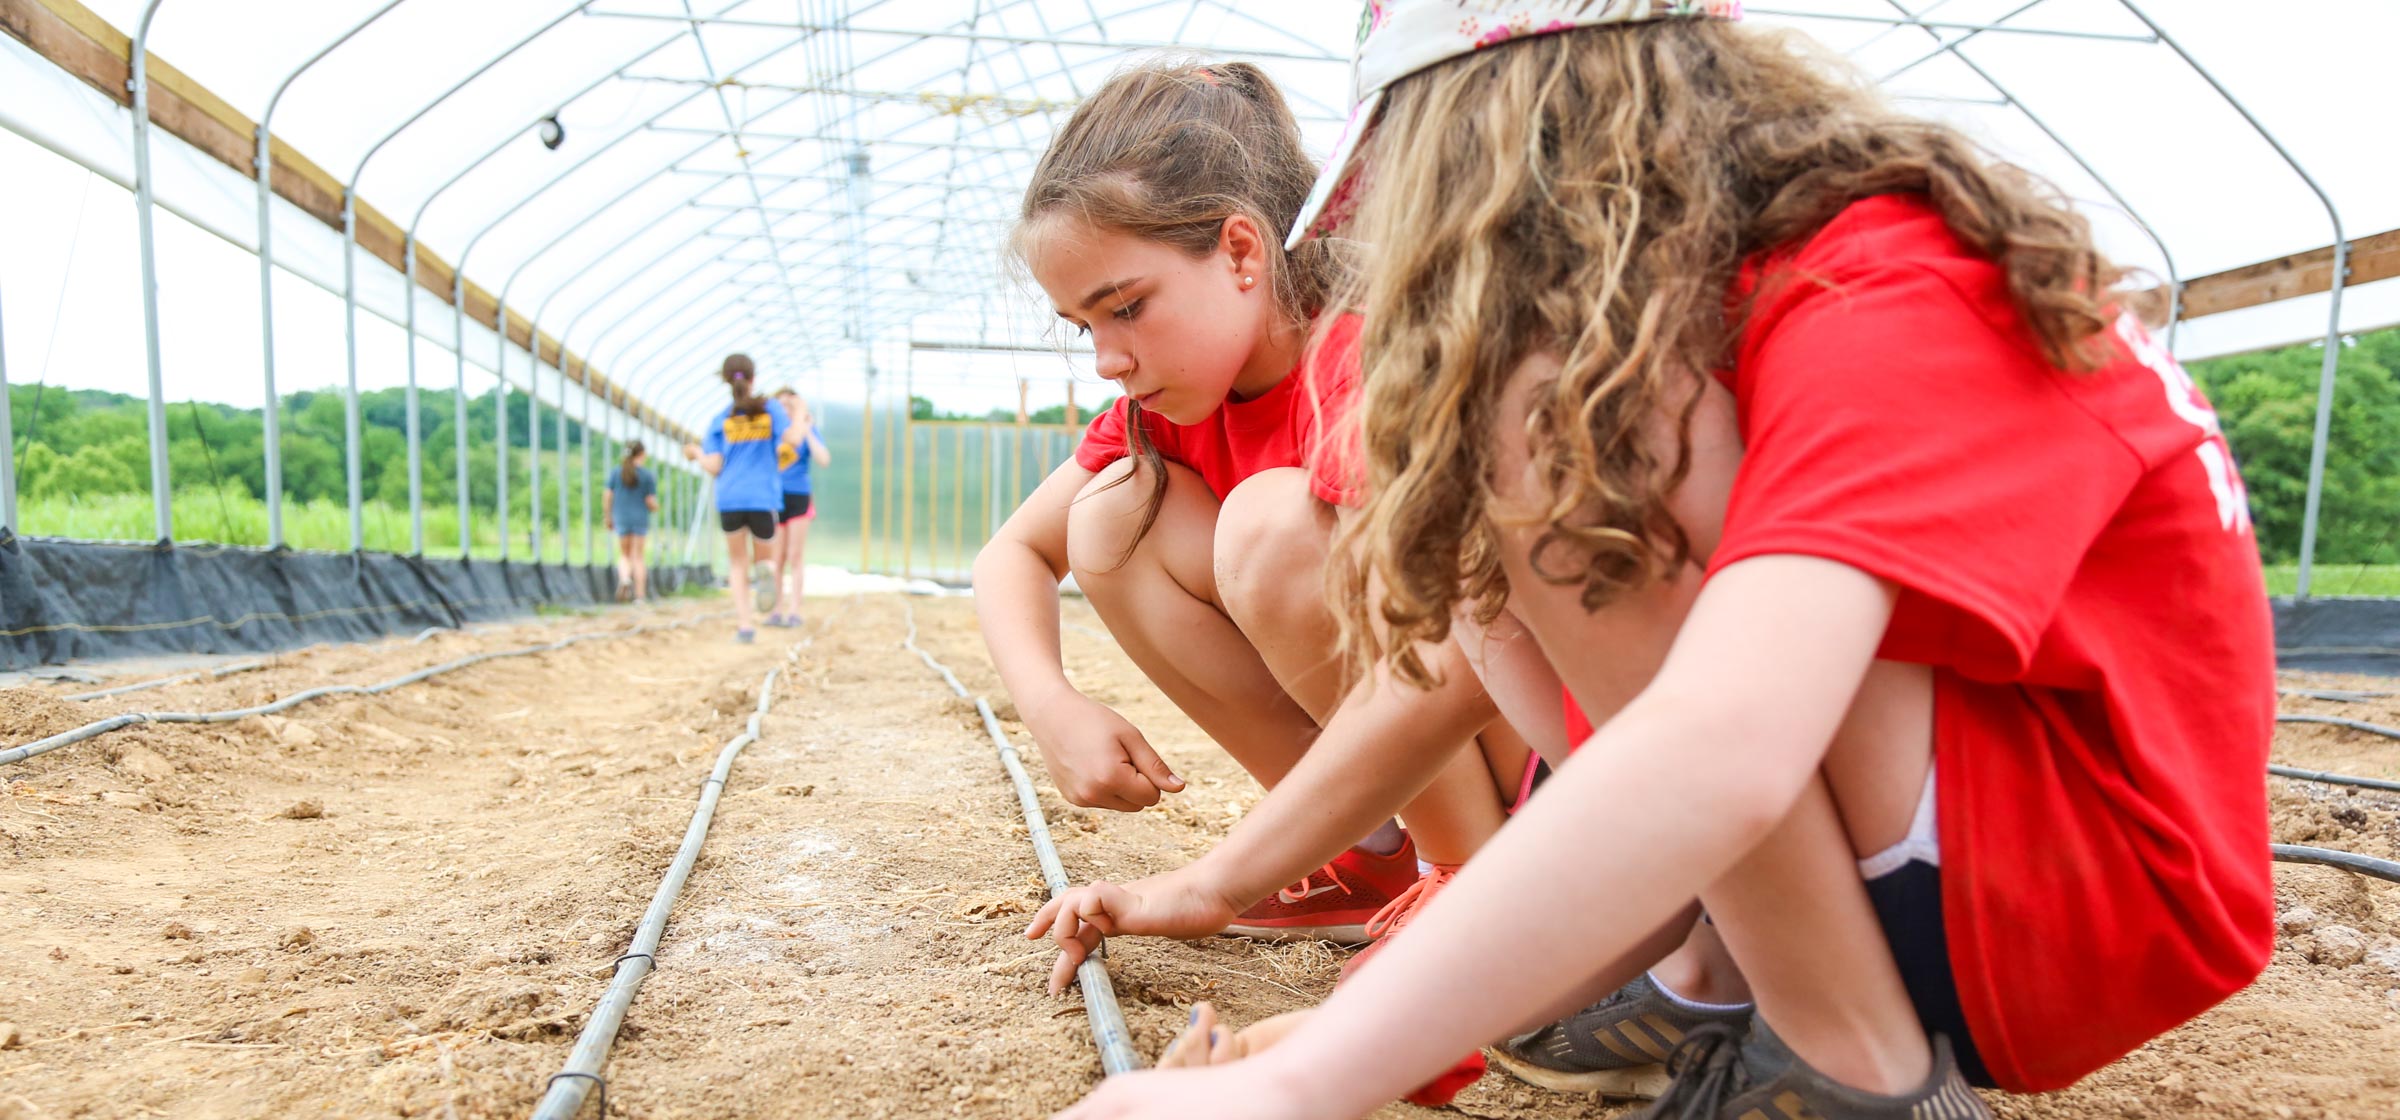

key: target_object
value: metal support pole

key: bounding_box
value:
[253,126,284,548]
[496,298,511,562]
[2116,1,2349,596]
[340,190,366,551]
[581,374,594,566]
[0,281,13,536]
[557,351,570,563]
[255,3,407,550]
[404,235,423,554]
[454,273,472,558]
[529,349,544,563]
[1871,1,2183,342]
[130,0,173,545]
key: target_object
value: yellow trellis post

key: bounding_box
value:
[952,423,967,578]
[1013,378,1029,511]
[859,388,874,573]
[901,411,917,579]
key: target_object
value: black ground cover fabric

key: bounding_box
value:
[0,534,710,670]
[2273,597,2400,677]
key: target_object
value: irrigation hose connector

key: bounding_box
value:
[900,600,1142,1077]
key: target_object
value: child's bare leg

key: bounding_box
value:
[1488,364,1929,1093]
[631,537,648,601]
[1067,458,1318,788]
[763,522,792,618]
[1213,467,1507,864]
[1452,605,1747,1009]
[725,531,756,631]
[1690,664,1934,1092]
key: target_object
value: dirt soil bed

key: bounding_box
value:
[1,596,2395,1118]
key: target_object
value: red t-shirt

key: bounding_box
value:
[1074,315,1364,506]
[1697,195,2274,1090]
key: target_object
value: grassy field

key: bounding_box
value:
[2265,564,2400,597]
[11,489,713,565]
[10,489,878,577]
[24,488,2395,598]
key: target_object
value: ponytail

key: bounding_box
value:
[722,352,766,417]
[620,440,645,489]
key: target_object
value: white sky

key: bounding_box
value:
[4,0,2398,427]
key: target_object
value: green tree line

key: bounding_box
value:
[911,394,1114,426]
[2189,327,2400,564]
[8,325,2397,567]
[7,384,627,522]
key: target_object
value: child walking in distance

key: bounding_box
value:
[1043,4,2275,1119]
[764,386,831,628]
[603,439,658,602]
[684,354,801,643]
[974,59,1543,995]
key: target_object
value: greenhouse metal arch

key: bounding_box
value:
[2,0,2399,668]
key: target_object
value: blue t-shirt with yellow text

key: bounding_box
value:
[703,403,789,512]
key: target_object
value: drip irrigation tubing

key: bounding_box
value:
[899,598,1142,1077]
[2272,844,2400,885]
[531,642,800,1120]
[2,612,725,767]
[2270,764,2400,794]
[2280,688,2392,703]
[64,658,271,701]
[2278,714,2400,741]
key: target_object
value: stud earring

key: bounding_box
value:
[1241,275,1255,289]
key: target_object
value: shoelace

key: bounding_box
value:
[1643,1023,1750,1120]
[1276,861,1354,905]
[1362,864,1457,941]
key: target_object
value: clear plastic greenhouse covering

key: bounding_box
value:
[5,0,2400,665]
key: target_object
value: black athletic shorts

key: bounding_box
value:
[1866,860,1996,1088]
[719,509,777,538]
[780,492,813,522]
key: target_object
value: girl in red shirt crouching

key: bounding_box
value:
[1047,5,2275,1120]
[975,59,1546,1024]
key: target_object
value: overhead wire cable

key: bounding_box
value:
[13,170,96,472]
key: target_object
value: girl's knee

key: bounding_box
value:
[1212,468,1332,623]
[1065,457,1214,585]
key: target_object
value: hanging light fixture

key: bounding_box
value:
[537,114,565,151]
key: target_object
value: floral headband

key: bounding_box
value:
[1287,0,1744,248]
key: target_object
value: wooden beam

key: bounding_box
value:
[2179,227,2400,322]
[0,0,700,442]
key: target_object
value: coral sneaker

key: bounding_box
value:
[1221,835,1418,943]
[1337,862,1459,979]
[1310,862,1486,1107]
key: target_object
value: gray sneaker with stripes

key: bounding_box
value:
[1633,1020,1991,1120]
[1491,974,1753,1099]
